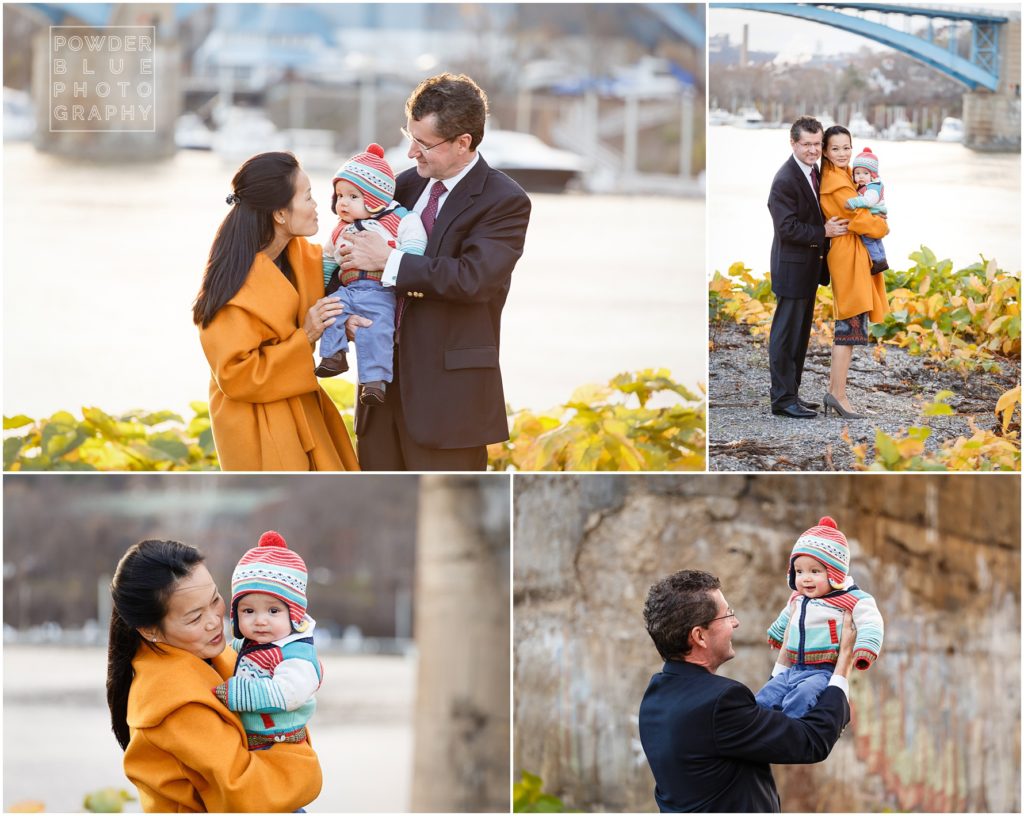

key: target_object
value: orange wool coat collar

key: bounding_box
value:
[233,240,318,334]
[820,163,890,322]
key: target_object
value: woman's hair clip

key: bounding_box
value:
[226,193,241,205]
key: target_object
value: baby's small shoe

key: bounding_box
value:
[360,381,386,406]
[315,351,349,378]
[870,259,889,276]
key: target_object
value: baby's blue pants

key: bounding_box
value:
[319,280,396,384]
[754,664,834,718]
[861,235,886,262]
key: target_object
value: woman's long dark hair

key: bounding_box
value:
[821,125,853,172]
[106,539,205,750]
[192,152,300,328]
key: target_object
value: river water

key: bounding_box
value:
[2,143,705,421]
[3,645,413,812]
[707,124,1021,278]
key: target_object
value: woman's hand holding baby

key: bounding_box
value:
[303,296,344,344]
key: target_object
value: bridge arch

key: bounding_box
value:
[714,2,1011,91]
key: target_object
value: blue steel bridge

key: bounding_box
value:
[715,3,1012,91]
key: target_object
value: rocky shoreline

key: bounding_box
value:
[709,320,1019,471]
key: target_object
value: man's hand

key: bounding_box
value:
[339,231,391,274]
[824,216,849,238]
[345,314,373,343]
[834,611,856,678]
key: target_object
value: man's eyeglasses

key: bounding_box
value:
[400,126,456,153]
[705,608,736,625]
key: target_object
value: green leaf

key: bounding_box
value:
[198,427,217,456]
[4,437,25,470]
[138,410,185,427]
[874,430,902,469]
[3,415,34,430]
[148,436,190,461]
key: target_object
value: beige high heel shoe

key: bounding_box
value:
[823,393,867,419]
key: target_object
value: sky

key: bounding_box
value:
[708,4,1018,60]
[710,7,879,56]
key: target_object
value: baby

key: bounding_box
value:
[755,516,883,718]
[213,531,322,750]
[315,143,427,406]
[845,146,889,275]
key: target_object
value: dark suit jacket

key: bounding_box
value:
[767,155,829,299]
[638,660,849,813]
[354,155,531,449]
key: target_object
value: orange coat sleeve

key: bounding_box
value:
[842,200,889,240]
[137,702,322,812]
[199,305,319,404]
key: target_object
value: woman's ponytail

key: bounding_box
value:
[105,540,204,751]
[192,151,300,327]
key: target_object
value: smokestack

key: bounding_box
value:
[741,23,749,66]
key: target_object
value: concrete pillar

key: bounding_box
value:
[964,19,1021,152]
[410,476,510,812]
[680,89,693,179]
[358,72,377,152]
[624,92,639,177]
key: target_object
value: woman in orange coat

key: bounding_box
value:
[194,152,358,470]
[819,126,890,418]
[107,539,322,812]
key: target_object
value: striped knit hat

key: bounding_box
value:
[332,143,395,214]
[231,531,309,637]
[788,516,850,591]
[851,147,880,179]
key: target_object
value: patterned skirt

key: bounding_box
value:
[834,311,870,346]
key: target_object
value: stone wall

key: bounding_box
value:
[513,474,1021,812]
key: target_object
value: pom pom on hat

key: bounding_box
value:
[258,530,287,549]
[230,530,310,637]
[788,516,850,591]
[333,143,396,213]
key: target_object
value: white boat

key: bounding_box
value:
[734,106,764,128]
[848,113,876,139]
[3,87,35,142]
[174,113,213,151]
[883,118,916,141]
[708,108,732,126]
[386,129,586,193]
[212,107,286,164]
[281,129,339,170]
[937,117,965,143]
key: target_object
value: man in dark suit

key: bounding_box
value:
[340,73,531,470]
[767,117,848,418]
[638,570,853,813]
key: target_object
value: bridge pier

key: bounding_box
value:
[964,19,1020,152]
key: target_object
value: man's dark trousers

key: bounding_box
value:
[769,295,817,411]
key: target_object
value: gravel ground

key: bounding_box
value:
[709,321,1019,471]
